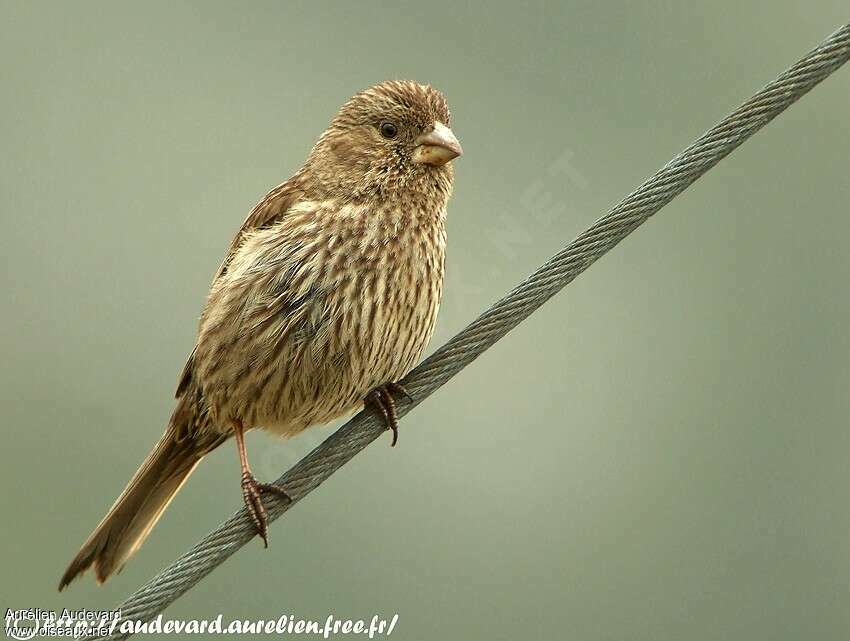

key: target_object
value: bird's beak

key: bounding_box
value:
[412,121,463,166]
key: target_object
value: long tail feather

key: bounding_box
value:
[59,420,224,590]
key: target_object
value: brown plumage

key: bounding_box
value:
[59,80,461,590]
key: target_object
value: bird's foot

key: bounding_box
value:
[365,382,413,447]
[240,471,291,547]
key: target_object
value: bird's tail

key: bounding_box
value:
[59,405,225,590]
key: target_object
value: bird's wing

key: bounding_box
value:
[175,176,305,399]
[213,175,306,282]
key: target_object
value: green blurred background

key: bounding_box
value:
[2,2,849,639]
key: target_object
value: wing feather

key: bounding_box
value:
[176,176,305,398]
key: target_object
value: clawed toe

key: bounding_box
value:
[385,382,413,402]
[366,382,413,447]
[241,471,291,547]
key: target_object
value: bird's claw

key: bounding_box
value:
[240,471,291,547]
[387,381,414,403]
[366,382,413,447]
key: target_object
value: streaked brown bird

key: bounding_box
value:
[59,80,462,590]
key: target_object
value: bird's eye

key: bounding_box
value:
[379,122,398,139]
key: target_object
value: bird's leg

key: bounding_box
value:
[365,382,413,447]
[232,419,291,547]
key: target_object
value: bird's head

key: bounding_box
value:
[306,80,462,200]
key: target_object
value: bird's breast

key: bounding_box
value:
[194,197,447,435]
[318,200,447,389]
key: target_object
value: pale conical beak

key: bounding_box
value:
[412,121,463,166]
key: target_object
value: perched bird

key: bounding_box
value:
[59,80,462,589]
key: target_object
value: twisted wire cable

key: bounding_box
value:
[92,23,850,639]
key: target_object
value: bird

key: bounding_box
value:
[59,80,462,590]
